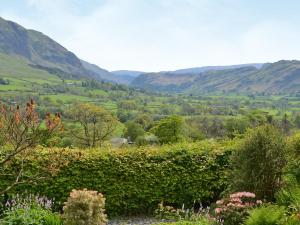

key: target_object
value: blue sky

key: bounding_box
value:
[1,0,300,71]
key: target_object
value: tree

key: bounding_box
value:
[69,103,119,147]
[124,121,145,142]
[133,113,153,131]
[0,100,62,194]
[152,115,184,144]
[225,118,250,139]
[281,113,291,134]
[294,114,300,129]
[230,125,286,201]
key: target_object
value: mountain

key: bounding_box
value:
[0,17,88,78]
[170,63,264,75]
[111,70,144,77]
[110,70,145,84]
[0,17,132,84]
[131,61,300,94]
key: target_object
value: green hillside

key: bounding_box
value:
[131,60,300,94]
[0,17,128,84]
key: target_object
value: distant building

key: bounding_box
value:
[110,138,128,148]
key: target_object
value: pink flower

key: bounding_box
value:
[216,200,224,205]
[230,192,255,199]
[215,208,222,214]
[230,197,242,203]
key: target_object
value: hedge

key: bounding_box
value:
[2,141,232,216]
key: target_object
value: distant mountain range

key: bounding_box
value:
[0,17,300,94]
[131,61,300,94]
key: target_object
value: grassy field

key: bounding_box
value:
[0,53,300,124]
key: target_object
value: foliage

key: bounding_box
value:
[152,115,185,144]
[0,194,61,225]
[276,186,300,217]
[68,103,119,147]
[0,100,62,194]
[155,202,186,221]
[1,207,62,225]
[63,189,107,225]
[284,133,300,185]
[230,125,287,201]
[124,121,145,142]
[244,205,286,225]
[155,202,216,224]
[4,141,231,216]
[214,192,262,225]
[277,133,300,219]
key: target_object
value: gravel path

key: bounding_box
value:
[108,217,171,225]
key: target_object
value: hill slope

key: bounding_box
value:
[0,17,131,84]
[0,17,88,78]
[131,61,300,94]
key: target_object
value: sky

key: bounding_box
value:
[1,0,300,71]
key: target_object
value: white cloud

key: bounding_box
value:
[2,0,300,71]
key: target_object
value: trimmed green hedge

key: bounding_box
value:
[5,141,231,216]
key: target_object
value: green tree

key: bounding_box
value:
[152,115,184,144]
[294,114,300,129]
[124,121,145,142]
[230,125,286,201]
[134,113,153,131]
[69,103,119,147]
[281,113,291,134]
[225,118,250,139]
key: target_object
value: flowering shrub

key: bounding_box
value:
[63,189,107,225]
[214,192,262,225]
[3,193,54,210]
[155,202,186,221]
[155,202,216,224]
[0,194,61,225]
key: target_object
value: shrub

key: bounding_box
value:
[230,125,286,201]
[155,202,214,223]
[244,205,286,225]
[1,207,62,225]
[1,194,62,225]
[276,186,300,215]
[63,189,107,225]
[4,141,231,216]
[155,202,186,221]
[214,192,262,225]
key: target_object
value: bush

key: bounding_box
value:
[0,194,62,225]
[5,141,231,216]
[244,205,286,225]
[230,125,286,201]
[155,202,216,224]
[1,207,62,225]
[63,189,107,225]
[214,192,262,225]
[276,186,300,215]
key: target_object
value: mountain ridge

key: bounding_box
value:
[0,17,128,84]
[131,61,300,94]
[1,17,300,94]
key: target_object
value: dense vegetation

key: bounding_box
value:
[2,15,300,225]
